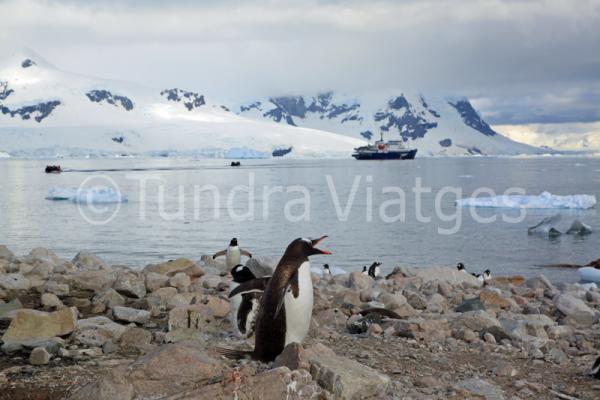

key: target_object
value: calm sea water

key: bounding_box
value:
[1,157,599,282]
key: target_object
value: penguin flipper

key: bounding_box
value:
[274,271,298,318]
[229,277,270,298]
[212,249,226,259]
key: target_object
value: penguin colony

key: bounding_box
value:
[218,237,597,384]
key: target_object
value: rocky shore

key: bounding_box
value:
[1,244,599,399]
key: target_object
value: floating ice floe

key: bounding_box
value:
[528,214,562,237]
[579,267,600,284]
[457,191,596,210]
[46,186,128,203]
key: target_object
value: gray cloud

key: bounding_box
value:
[1,0,599,124]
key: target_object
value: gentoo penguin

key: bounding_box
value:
[368,262,381,279]
[456,263,467,273]
[224,236,330,362]
[323,264,332,275]
[362,266,368,275]
[592,356,600,378]
[482,269,492,282]
[213,238,252,269]
[229,265,269,338]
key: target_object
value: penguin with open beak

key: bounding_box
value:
[223,236,330,362]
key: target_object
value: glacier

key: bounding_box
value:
[456,191,596,210]
[0,50,364,159]
[46,186,128,204]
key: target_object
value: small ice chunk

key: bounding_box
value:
[565,220,592,235]
[46,186,128,203]
[528,214,562,237]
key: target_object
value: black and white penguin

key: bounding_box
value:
[224,236,330,362]
[482,269,492,282]
[362,266,368,275]
[368,262,381,279]
[457,262,467,273]
[213,238,252,269]
[323,264,332,276]
[592,356,600,378]
[229,265,268,338]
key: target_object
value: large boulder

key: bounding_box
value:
[72,251,109,271]
[113,306,150,324]
[305,343,390,399]
[64,270,116,293]
[452,310,502,332]
[1,307,77,346]
[554,293,597,327]
[69,342,226,400]
[348,271,374,290]
[74,316,127,347]
[0,273,31,291]
[113,272,146,299]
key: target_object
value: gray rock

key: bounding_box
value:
[72,251,109,271]
[348,271,374,290]
[0,298,23,320]
[114,273,146,299]
[0,245,16,261]
[64,270,116,293]
[405,290,428,310]
[456,298,485,312]
[1,307,77,346]
[28,247,61,266]
[169,272,191,289]
[305,343,391,399]
[0,273,31,290]
[144,272,169,292]
[411,266,481,286]
[113,306,150,324]
[41,293,63,309]
[553,293,597,327]
[92,288,126,309]
[75,316,127,347]
[526,275,556,292]
[455,378,506,400]
[29,347,51,365]
[245,256,275,277]
[119,327,153,353]
[452,310,501,332]
[43,281,70,297]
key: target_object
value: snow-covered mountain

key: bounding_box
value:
[235,92,542,156]
[0,51,363,158]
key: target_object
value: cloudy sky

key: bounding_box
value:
[1,0,599,140]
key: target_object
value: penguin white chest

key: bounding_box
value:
[226,246,241,268]
[284,261,314,346]
[228,281,243,337]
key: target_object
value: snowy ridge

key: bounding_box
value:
[235,91,543,157]
[0,50,363,159]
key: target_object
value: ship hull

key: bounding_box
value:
[352,149,417,160]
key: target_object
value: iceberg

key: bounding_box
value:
[46,186,128,203]
[457,191,596,210]
[527,214,562,237]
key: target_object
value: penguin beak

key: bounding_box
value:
[311,235,331,255]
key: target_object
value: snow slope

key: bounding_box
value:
[235,91,543,156]
[0,50,364,158]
